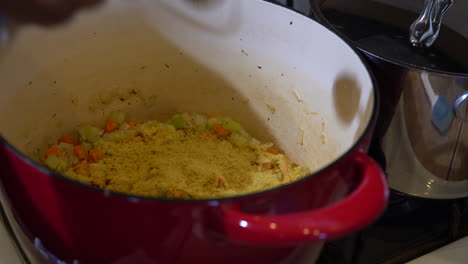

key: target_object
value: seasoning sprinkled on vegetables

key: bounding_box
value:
[41,112,309,199]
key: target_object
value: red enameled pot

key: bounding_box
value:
[0,0,388,263]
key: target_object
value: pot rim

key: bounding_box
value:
[0,0,380,204]
[309,1,468,78]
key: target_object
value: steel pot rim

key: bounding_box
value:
[309,0,468,78]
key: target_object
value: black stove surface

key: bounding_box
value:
[314,136,468,264]
[316,190,468,264]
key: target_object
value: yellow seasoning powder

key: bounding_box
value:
[46,113,310,199]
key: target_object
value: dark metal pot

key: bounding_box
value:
[310,0,468,199]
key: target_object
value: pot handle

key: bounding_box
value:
[221,152,388,245]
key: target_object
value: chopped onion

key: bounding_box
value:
[79,125,103,143]
[109,110,126,125]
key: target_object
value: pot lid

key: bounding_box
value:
[312,0,468,74]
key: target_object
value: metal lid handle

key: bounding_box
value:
[409,0,454,48]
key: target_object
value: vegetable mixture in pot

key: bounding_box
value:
[41,112,310,199]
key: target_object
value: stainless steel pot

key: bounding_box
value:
[310,0,468,199]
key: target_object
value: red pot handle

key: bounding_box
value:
[221,152,389,245]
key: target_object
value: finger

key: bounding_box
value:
[1,0,103,26]
[36,0,103,24]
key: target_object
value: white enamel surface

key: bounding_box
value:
[0,0,374,173]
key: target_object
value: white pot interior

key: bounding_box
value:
[0,0,374,174]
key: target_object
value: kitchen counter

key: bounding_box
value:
[0,188,49,264]
[407,236,468,264]
[0,213,22,264]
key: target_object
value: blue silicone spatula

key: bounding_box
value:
[420,72,454,133]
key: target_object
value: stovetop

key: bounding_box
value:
[316,192,468,264]
[313,137,468,264]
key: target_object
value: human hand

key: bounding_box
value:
[0,0,103,25]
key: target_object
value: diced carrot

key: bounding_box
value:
[104,119,119,133]
[58,135,78,145]
[207,114,217,120]
[266,147,279,155]
[212,123,231,137]
[262,162,272,169]
[88,148,104,163]
[45,146,61,158]
[73,160,89,174]
[216,177,226,188]
[73,145,87,160]
[126,120,139,127]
